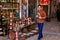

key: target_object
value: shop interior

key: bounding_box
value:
[0,0,37,38]
[0,0,60,40]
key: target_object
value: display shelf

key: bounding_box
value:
[0,14,3,36]
[1,1,19,3]
[0,22,1,25]
[21,22,35,28]
[0,18,1,25]
[1,0,19,3]
[2,8,18,10]
[2,18,8,20]
[20,21,36,33]
[0,0,19,36]
[0,24,3,36]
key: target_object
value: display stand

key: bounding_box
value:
[19,0,28,19]
[0,0,38,40]
[0,0,19,36]
[0,4,4,36]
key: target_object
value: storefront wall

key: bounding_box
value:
[38,0,59,21]
[19,0,59,21]
[19,0,50,21]
[50,0,58,18]
[19,0,37,21]
[37,0,50,21]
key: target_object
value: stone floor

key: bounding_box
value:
[43,18,60,33]
[26,18,60,40]
[26,34,60,40]
[0,18,60,40]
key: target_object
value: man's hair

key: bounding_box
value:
[38,4,41,6]
[38,4,43,9]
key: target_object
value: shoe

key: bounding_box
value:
[38,36,43,40]
[38,39,40,40]
[38,38,42,40]
[40,36,43,38]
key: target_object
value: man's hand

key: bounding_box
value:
[39,16,42,19]
[39,16,46,19]
[36,15,38,18]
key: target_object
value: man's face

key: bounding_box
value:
[37,6,42,11]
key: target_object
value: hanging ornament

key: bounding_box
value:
[40,0,49,5]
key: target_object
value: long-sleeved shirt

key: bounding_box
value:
[36,10,46,23]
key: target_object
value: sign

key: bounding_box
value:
[40,0,49,5]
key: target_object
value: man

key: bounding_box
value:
[36,5,46,40]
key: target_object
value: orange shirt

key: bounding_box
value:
[36,10,46,23]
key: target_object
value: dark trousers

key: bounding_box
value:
[38,23,44,40]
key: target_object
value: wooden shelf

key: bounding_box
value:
[0,22,1,25]
[24,22,35,27]
[19,21,37,33]
[2,8,18,10]
[19,22,35,28]
[1,2,19,4]
[1,0,19,3]
[2,18,8,21]
[0,0,19,36]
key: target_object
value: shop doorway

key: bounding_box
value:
[28,0,37,21]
